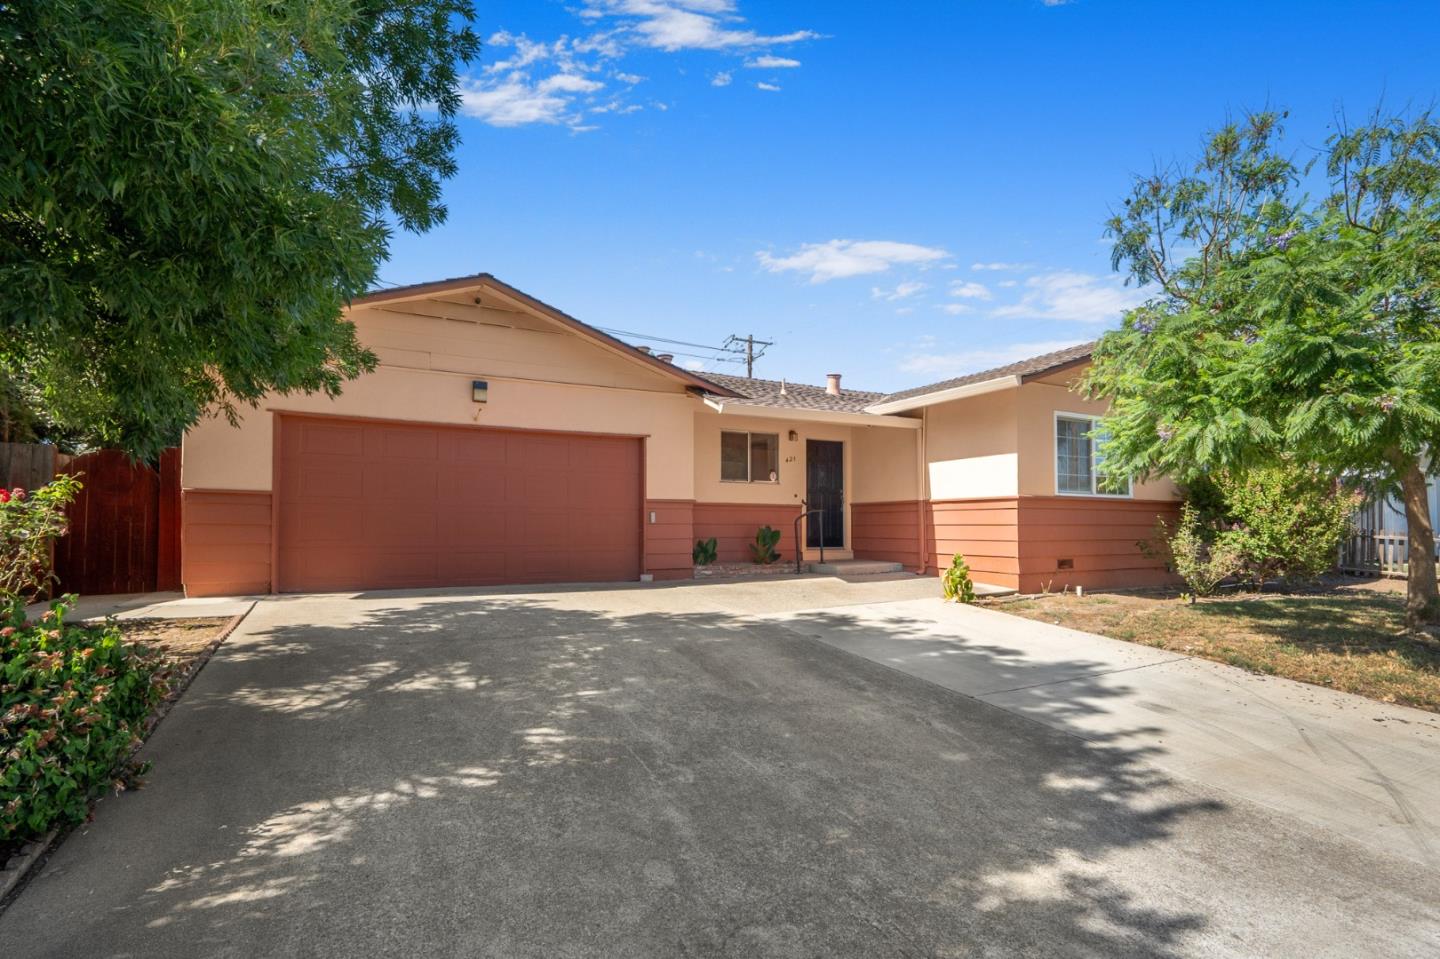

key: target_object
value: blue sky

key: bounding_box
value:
[382,0,1440,392]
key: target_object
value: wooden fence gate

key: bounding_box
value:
[38,448,182,596]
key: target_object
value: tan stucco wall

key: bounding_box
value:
[1015,380,1177,501]
[851,425,920,503]
[925,389,1019,500]
[182,300,699,499]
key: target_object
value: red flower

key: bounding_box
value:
[0,489,8,503]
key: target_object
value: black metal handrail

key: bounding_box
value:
[794,503,825,573]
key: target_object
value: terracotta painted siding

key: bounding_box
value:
[1016,497,1180,593]
[645,499,695,581]
[693,502,802,564]
[928,498,1020,590]
[182,490,272,596]
[851,500,925,571]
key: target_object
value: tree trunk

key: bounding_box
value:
[1396,459,1440,630]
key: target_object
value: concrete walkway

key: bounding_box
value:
[771,597,1440,868]
[26,591,259,621]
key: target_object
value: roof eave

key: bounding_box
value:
[864,374,1021,414]
[700,399,921,429]
[352,273,744,399]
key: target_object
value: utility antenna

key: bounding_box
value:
[722,334,774,378]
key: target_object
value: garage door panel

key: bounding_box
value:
[299,464,365,500]
[278,417,641,592]
[378,427,439,461]
[297,422,366,457]
[369,508,438,548]
[439,506,510,544]
[447,431,508,465]
[372,463,439,501]
[287,502,363,545]
[438,550,509,584]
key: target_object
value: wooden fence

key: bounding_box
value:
[1338,496,1440,577]
[0,442,64,491]
[1,442,181,595]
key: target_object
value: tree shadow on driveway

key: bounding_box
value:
[3,591,1435,958]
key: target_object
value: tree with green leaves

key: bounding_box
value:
[1,0,479,459]
[1086,110,1440,629]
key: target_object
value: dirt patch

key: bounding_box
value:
[982,580,1440,713]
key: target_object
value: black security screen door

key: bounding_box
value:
[806,440,844,549]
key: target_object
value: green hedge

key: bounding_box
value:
[2,597,171,841]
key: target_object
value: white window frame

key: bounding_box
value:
[719,430,780,484]
[1054,412,1131,498]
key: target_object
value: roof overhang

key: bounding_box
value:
[863,375,1020,415]
[699,396,921,429]
[353,273,744,398]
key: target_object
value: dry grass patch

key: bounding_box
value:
[984,583,1440,713]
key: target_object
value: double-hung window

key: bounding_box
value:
[1055,414,1130,497]
[721,431,779,483]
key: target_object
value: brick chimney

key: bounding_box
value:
[826,373,842,395]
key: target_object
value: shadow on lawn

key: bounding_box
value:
[3,592,1238,957]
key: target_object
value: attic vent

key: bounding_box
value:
[1057,558,1074,570]
[637,346,652,354]
[656,353,674,364]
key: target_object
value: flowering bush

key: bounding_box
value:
[1,596,171,841]
[0,474,81,602]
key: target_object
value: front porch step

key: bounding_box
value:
[807,559,905,575]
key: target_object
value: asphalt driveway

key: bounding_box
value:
[3,577,1436,957]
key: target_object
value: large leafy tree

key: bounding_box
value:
[0,0,479,458]
[1085,111,1440,629]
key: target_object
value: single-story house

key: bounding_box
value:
[180,273,1179,596]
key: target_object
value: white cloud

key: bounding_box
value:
[586,1,820,52]
[539,74,605,94]
[949,281,991,300]
[746,55,801,68]
[937,303,973,315]
[992,271,1152,323]
[758,239,950,283]
[971,261,1032,271]
[872,281,927,301]
[900,340,1084,377]
[895,306,915,315]
[459,76,580,127]
[998,279,1018,288]
[472,4,821,127]
[683,359,705,371]
[1041,0,1073,6]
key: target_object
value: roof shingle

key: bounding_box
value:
[700,371,884,414]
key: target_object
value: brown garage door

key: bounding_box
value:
[276,415,643,592]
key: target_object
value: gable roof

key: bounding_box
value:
[353,273,743,398]
[699,372,885,414]
[865,342,1095,413]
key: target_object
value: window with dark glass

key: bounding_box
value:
[721,430,779,483]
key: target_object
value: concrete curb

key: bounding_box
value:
[0,601,256,916]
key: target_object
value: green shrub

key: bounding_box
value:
[1,596,171,842]
[749,525,781,565]
[1220,465,1361,588]
[1151,504,1246,597]
[1150,464,1361,594]
[1,474,81,602]
[942,553,976,603]
[692,537,718,566]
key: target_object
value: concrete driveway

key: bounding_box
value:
[3,577,1437,958]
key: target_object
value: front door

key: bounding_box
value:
[806,439,844,549]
